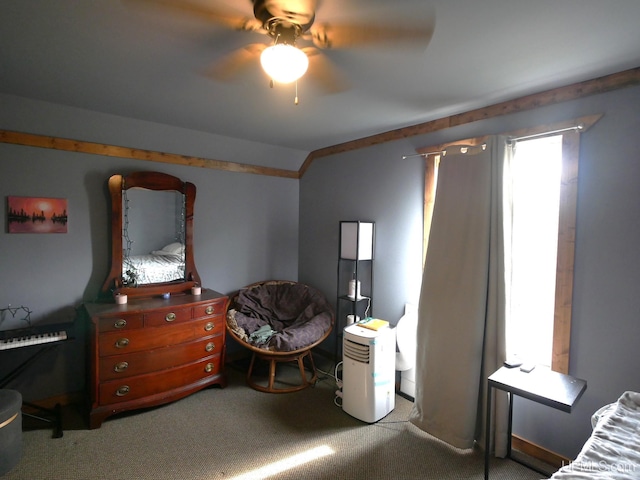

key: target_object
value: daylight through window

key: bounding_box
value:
[505,135,563,367]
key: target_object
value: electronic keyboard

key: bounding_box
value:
[0,322,73,351]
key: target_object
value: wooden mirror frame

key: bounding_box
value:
[100,171,201,300]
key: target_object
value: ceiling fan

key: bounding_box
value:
[130,0,435,95]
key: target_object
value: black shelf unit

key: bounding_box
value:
[335,221,375,360]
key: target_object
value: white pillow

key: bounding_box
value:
[152,242,184,256]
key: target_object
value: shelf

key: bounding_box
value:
[338,295,370,302]
[336,221,375,360]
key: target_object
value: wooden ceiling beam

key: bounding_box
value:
[0,130,300,179]
[298,66,640,177]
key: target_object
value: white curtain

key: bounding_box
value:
[409,136,510,456]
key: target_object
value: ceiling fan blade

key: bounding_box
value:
[127,0,262,32]
[204,43,265,82]
[303,47,348,94]
[309,15,435,50]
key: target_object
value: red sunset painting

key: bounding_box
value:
[7,196,68,233]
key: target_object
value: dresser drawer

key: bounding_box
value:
[96,313,144,333]
[144,306,192,327]
[193,299,226,318]
[99,334,224,381]
[98,356,222,405]
[98,318,224,356]
[98,319,212,356]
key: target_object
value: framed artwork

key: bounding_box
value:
[7,196,68,233]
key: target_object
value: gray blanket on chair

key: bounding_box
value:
[230,282,333,352]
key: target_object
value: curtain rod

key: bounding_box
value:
[403,124,584,159]
[401,150,443,160]
[402,143,487,160]
[508,124,583,144]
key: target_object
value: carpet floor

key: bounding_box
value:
[3,357,546,480]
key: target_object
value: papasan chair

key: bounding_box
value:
[226,280,334,393]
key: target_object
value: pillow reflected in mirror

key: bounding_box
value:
[152,242,185,256]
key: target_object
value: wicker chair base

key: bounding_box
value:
[246,349,318,394]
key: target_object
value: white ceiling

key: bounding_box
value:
[2,0,640,157]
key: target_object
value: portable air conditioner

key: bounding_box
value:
[342,322,396,423]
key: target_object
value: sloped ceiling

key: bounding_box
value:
[2,0,640,167]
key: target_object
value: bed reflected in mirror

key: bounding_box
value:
[123,188,185,286]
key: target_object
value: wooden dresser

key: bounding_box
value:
[84,289,227,429]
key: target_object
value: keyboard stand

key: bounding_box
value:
[22,401,63,439]
[0,343,56,388]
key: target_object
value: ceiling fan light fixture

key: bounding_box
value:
[260,44,309,84]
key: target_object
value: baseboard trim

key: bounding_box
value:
[512,434,571,470]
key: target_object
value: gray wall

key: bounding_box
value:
[299,142,426,339]
[299,85,640,458]
[0,95,299,400]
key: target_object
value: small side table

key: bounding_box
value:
[484,366,587,480]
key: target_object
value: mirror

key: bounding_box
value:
[124,188,185,285]
[100,171,201,300]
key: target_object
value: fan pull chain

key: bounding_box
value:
[267,77,300,105]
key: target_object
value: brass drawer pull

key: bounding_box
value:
[205,305,215,315]
[114,361,129,373]
[165,312,176,322]
[115,338,130,349]
[204,363,215,373]
[114,319,127,329]
[205,342,215,352]
[116,385,130,397]
[204,322,214,331]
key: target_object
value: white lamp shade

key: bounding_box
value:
[340,222,374,260]
[260,44,309,84]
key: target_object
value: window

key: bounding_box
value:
[421,115,600,373]
[505,135,563,368]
